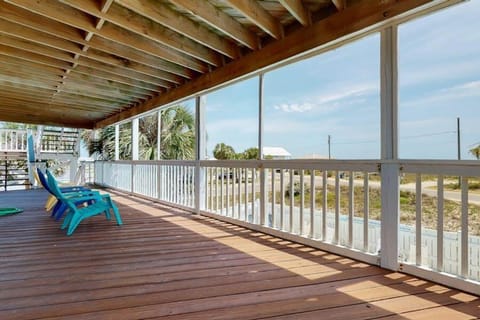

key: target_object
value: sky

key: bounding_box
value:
[202,1,480,160]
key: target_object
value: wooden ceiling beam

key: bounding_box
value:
[96,0,435,128]
[0,91,118,114]
[6,0,208,73]
[77,56,175,88]
[0,97,109,115]
[115,0,239,59]
[0,43,71,70]
[0,74,58,91]
[1,2,195,79]
[0,55,64,78]
[225,0,283,39]
[0,33,75,66]
[0,45,142,103]
[0,49,161,92]
[0,82,128,111]
[0,82,130,110]
[0,86,127,111]
[99,22,207,73]
[0,66,62,84]
[332,0,347,11]
[0,102,97,128]
[84,44,189,83]
[60,0,223,67]
[71,66,160,91]
[100,22,208,73]
[279,0,311,26]
[169,0,259,50]
[62,74,153,100]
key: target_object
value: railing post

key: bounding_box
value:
[114,125,120,161]
[380,163,400,270]
[132,119,139,161]
[131,162,135,194]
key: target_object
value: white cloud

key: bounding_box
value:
[272,84,378,114]
[443,81,480,93]
[402,80,480,109]
[274,103,313,113]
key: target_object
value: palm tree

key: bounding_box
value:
[470,145,480,159]
[159,106,195,160]
[241,147,259,160]
[82,105,195,160]
[139,114,158,160]
[213,143,236,160]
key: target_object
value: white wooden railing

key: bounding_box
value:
[0,129,27,152]
[94,159,480,295]
[0,128,79,154]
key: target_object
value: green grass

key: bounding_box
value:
[282,186,480,235]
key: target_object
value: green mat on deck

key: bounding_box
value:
[0,208,23,216]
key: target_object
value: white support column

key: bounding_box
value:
[195,95,206,214]
[114,124,120,161]
[258,74,267,226]
[258,74,264,160]
[157,110,162,160]
[380,26,400,271]
[132,118,139,161]
[381,26,398,160]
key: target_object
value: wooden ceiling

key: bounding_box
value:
[0,0,439,129]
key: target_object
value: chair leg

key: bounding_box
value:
[108,198,123,226]
[45,196,57,211]
[54,203,68,221]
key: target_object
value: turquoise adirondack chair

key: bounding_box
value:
[46,170,122,236]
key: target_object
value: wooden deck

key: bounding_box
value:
[0,189,478,320]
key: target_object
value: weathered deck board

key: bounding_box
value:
[0,189,478,320]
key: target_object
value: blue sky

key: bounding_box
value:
[203,1,480,160]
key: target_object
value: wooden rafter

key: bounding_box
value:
[6,0,208,73]
[225,0,283,39]
[332,0,347,11]
[115,0,239,59]
[60,0,224,67]
[169,0,259,50]
[279,0,311,26]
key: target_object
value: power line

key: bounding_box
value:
[330,130,457,146]
[401,130,456,139]
[333,140,377,145]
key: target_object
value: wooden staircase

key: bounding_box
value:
[0,152,31,191]
[0,126,81,190]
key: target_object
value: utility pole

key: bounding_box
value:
[457,117,461,187]
[457,117,461,161]
[328,135,331,160]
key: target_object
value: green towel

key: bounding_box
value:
[0,208,23,216]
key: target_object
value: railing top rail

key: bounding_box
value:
[396,159,480,176]
[0,128,27,133]
[201,159,380,171]
[96,160,197,166]
[95,159,480,175]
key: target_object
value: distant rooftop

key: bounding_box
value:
[263,147,291,158]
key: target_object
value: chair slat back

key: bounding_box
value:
[37,168,53,194]
[46,170,66,201]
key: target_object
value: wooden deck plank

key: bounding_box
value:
[0,189,478,320]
